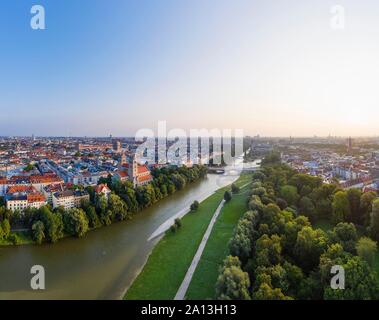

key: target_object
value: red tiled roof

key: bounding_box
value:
[30,175,63,184]
[138,165,149,174]
[363,187,378,193]
[95,183,111,193]
[117,171,129,178]
[27,193,45,203]
[44,183,64,192]
[7,185,36,194]
[137,174,152,183]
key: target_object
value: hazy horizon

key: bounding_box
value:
[2,134,379,140]
[2,0,379,137]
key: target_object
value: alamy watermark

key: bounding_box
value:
[330,5,345,30]
[331,265,345,290]
[135,121,244,167]
[30,265,45,290]
[30,5,45,30]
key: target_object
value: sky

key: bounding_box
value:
[1,0,379,137]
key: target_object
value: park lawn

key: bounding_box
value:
[233,172,252,188]
[125,188,227,300]
[185,181,251,300]
[124,173,252,300]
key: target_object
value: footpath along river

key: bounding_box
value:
[0,158,259,299]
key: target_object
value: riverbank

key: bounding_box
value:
[0,230,33,246]
[124,173,252,300]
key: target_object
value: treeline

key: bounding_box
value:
[0,206,12,243]
[96,165,208,211]
[1,165,208,245]
[215,154,379,300]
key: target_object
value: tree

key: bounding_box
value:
[229,211,257,262]
[174,218,182,228]
[248,195,264,213]
[215,256,251,300]
[170,224,177,233]
[231,183,240,194]
[36,206,63,243]
[108,193,128,221]
[31,221,45,244]
[190,200,199,211]
[251,186,266,197]
[298,196,316,221]
[84,205,101,228]
[356,237,377,266]
[315,198,332,221]
[0,219,10,239]
[294,226,327,272]
[282,261,305,298]
[8,233,20,245]
[252,171,266,181]
[224,191,232,202]
[309,184,336,219]
[63,208,89,238]
[121,186,139,213]
[253,283,293,300]
[332,191,350,224]
[275,198,288,210]
[370,199,379,241]
[279,185,299,206]
[255,234,282,267]
[324,256,379,300]
[360,192,377,226]
[52,212,64,241]
[328,222,358,254]
[96,194,112,225]
[281,215,310,253]
[346,188,361,223]
[262,151,281,165]
[289,174,322,195]
[171,173,186,190]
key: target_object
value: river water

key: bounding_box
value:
[0,158,259,299]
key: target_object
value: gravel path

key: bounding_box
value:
[174,199,226,300]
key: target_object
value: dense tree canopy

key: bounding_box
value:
[216,157,379,300]
[370,199,379,242]
[332,191,351,225]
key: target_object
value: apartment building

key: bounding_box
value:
[52,189,89,209]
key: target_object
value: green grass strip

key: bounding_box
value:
[124,173,251,300]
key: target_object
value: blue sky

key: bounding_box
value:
[1,0,379,137]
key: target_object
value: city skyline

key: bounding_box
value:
[2,0,379,137]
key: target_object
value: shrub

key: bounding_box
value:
[175,218,182,228]
[190,200,200,211]
[8,233,20,245]
[170,224,178,233]
[231,184,240,194]
[224,191,232,202]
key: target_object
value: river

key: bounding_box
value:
[0,158,259,299]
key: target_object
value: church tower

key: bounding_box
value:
[128,154,138,187]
